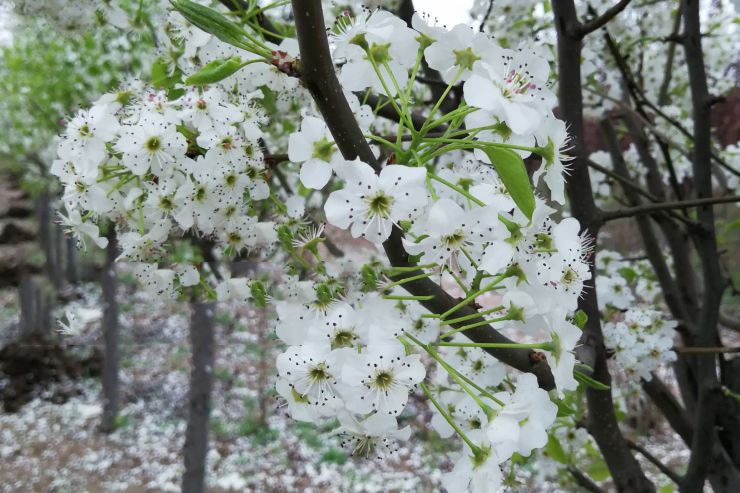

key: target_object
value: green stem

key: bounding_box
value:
[440,314,512,339]
[441,305,504,326]
[382,272,434,290]
[420,382,481,454]
[382,294,435,301]
[434,341,555,351]
[428,173,486,207]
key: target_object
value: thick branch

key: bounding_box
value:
[553,2,653,490]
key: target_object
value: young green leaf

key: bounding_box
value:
[574,369,611,391]
[185,57,244,86]
[170,0,248,50]
[482,145,535,220]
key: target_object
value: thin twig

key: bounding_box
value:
[580,0,633,36]
[567,466,606,493]
[628,440,683,484]
[602,195,740,222]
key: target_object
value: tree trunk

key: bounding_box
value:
[100,231,120,433]
[181,301,216,493]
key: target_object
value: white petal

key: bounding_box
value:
[300,159,333,189]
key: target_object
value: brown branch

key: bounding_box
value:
[680,0,728,488]
[642,375,693,445]
[673,346,740,354]
[567,466,606,493]
[552,2,652,490]
[587,159,698,228]
[602,195,740,222]
[290,0,555,390]
[600,118,690,326]
[627,440,683,485]
[579,0,632,36]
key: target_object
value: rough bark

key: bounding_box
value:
[181,301,216,493]
[100,230,120,433]
[552,1,654,491]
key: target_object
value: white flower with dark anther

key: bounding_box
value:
[537,218,592,311]
[288,116,346,189]
[115,114,187,177]
[116,220,170,261]
[442,441,504,493]
[307,302,368,350]
[402,304,441,344]
[133,263,177,299]
[443,341,506,388]
[404,199,498,274]
[487,373,557,458]
[333,410,411,459]
[464,47,555,135]
[533,114,573,205]
[331,9,418,95]
[167,10,211,58]
[430,391,490,440]
[59,104,119,174]
[544,308,581,394]
[424,23,496,83]
[57,209,108,250]
[178,86,243,134]
[276,344,345,417]
[325,161,428,243]
[217,215,257,253]
[172,153,228,234]
[341,342,425,416]
[597,274,635,310]
[215,277,252,303]
[275,378,319,423]
[604,307,677,381]
[175,264,200,287]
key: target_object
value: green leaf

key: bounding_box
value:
[572,310,588,330]
[587,459,611,481]
[546,434,568,464]
[171,0,248,50]
[482,146,535,219]
[574,369,611,391]
[151,58,182,92]
[185,57,244,86]
[617,266,638,283]
[555,397,576,417]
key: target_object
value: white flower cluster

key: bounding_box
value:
[271,10,590,491]
[51,3,594,491]
[604,308,677,381]
[52,80,273,297]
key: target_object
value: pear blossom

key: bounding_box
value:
[325,161,428,243]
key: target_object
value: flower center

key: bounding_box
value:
[373,370,394,390]
[366,193,393,218]
[453,47,480,70]
[309,363,329,383]
[78,124,90,137]
[442,229,466,248]
[145,136,161,152]
[313,138,335,162]
[332,329,355,349]
[195,185,207,202]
